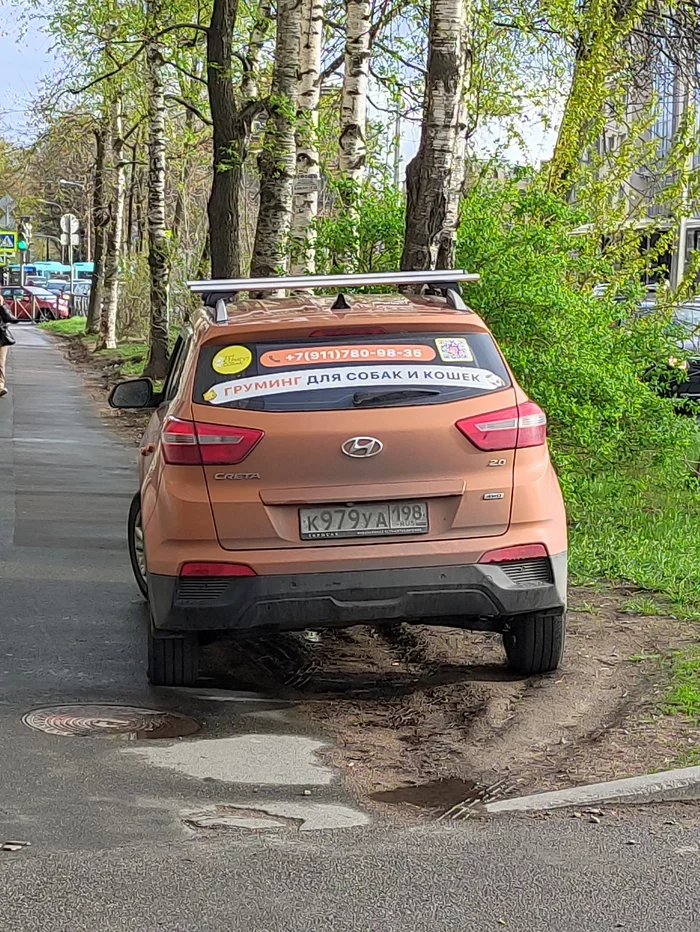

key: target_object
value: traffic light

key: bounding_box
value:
[17,216,31,252]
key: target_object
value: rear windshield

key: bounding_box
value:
[193,332,511,412]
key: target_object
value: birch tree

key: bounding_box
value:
[250,0,303,278]
[339,0,371,189]
[143,0,170,379]
[401,0,470,271]
[96,95,126,350]
[290,0,324,275]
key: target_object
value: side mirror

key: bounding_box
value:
[109,377,158,409]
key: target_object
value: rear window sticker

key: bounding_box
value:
[435,337,474,363]
[259,344,436,367]
[203,364,505,405]
[212,345,253,375]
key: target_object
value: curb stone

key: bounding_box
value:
[485,766,700,813]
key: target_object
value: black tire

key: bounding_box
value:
[502,610,566,675]
[127,493,149,600]
[148,622,199,687]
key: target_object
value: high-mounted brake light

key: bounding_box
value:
[309,327,387,337]
[456,401,547,451]
[162,417,263,466]
[479,544,548,563]
[180,562,256,577]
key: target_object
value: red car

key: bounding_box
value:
[1,285,70,321]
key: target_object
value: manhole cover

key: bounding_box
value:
[22,705,200,739]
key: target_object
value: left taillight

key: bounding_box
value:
[162,416,263,466]
[456,401,547,451]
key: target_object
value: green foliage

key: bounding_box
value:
[455,182,694,477]
[316,174,700,614]
[316,182,405,273]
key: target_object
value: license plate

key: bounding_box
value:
[300,501,429,540]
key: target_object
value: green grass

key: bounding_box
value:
[568,470,700,619]
[40,318,149,378]
[620,596,670,617]
[40,317,87,336]
[666,651,700,719]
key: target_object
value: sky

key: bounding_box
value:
[0,10,558,165]
[0,9,55,139]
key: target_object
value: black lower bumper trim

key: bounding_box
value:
[148,553,567,635]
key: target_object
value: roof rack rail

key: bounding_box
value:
[188,269,479,295]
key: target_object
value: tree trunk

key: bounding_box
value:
[207,0,244,278]
[125,141,139,256]
[339,0,371,184]
[436,67,470,269]
[401,0,469,272]
[86,120,109,335]
[250,0,302,279]
[547,0,649,198]
[240,0,273,101]
[143,0,171,380]
[96,96,126,350]
[290,0,324,275]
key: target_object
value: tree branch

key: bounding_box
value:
[165,94,213,126]
[68,44,145,94]
[162,58,209,85]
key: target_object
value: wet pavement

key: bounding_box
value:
[1,325,700,931]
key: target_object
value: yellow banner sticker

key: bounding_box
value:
[212,345,252,375]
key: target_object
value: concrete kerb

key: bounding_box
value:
[486,766,700,814]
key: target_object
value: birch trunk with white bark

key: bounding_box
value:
[401,0,469,271]
[290,0,324,275]
[144,0,171,380]
[250,0,302,279]
[339,0,371,184]
[97,96,125,350]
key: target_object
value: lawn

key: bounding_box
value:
[40,317,149,377]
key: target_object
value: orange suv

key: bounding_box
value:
[110,270,567,686]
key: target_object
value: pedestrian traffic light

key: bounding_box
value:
[17,217,31,252]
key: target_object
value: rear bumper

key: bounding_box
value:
[148,552,567,635]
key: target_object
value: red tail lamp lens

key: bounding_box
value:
[179,563,256,577]
[479,544,548,563]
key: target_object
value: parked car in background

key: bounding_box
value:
[45,279,70,297]
[1,284,70,321]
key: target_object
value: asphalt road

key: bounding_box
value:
[1,325,699,931]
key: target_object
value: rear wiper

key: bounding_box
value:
[352,389,441,407]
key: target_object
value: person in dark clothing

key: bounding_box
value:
[0,294,18,398]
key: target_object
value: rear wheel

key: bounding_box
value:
[148,620,199,687]
[503,610,566,675]
[127,494,148,599]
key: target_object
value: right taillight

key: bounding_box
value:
[162,417,264,465]
[456,400,547,451]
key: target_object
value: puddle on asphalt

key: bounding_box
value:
[371,778,482,811]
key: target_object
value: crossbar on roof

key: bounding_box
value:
[187,269,480,294]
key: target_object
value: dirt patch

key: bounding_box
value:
[206,589,698,818]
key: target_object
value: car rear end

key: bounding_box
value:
[144,298,567,656]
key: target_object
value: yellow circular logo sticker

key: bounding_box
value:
[212,345,252,375]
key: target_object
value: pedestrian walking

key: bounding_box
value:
[0,293,18,398]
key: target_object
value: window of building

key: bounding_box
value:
[652,65,675,157]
